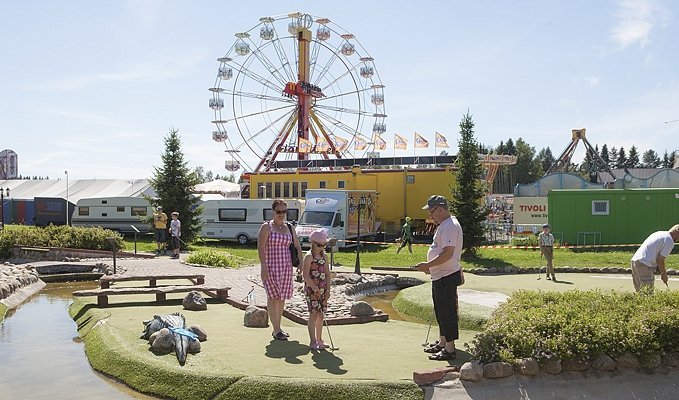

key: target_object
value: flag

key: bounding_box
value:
[316,138,330,152]
[414,132,429,148]
[298,137,313,153]
[354,138,367,150]
[435,132,449,148]
[374,135,386,150]
[333,135,349,151]
[394,134,407,150]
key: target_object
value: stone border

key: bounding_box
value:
[10,245,154,262]
[0,262,46,310]
[375,265,679,276]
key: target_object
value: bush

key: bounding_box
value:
[466,290,679,368]
[0,225,123,259]
[186,249,238,269]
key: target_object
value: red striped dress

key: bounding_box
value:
[263,221,294,299]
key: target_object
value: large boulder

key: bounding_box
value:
[182,291,207,311]
[483,362,514,378]
[188,325,208,342]
[188,339,201,354]
[541,354,562,375]
[459,361,484,382]
[516,358,539,376]
[562,358,590,371]
[662,351,679,367]
[592,354,616,371]
[350,301,375,316]
[616,352,640,369]
[244,305,269,328]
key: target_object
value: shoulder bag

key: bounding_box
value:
[286,223,300,268]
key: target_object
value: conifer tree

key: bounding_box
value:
[148,127,202,241]
[626,146,640,169]
[450,111,487,258]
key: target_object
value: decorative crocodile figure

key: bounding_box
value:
[141,312,196,365]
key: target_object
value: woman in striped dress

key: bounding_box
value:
[257,199,303,340]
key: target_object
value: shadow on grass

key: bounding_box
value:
[464,255,519,270]
[265,339,312,365]
[311,349,348,375]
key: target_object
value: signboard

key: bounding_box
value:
[513,197,548,225]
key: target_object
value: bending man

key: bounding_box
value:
[631,224,679,292]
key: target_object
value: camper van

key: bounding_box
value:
[199,199,303,244]
[71,197,153,234]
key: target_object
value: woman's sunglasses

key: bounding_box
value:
[312,241,327,247]
[274,209,287,214]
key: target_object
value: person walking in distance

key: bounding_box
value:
[539,223,556,281]
[169,212,181,259]
[302,229,331,350]
[153,206,168,254]
[257,199,303,341]
[397,216,414,254]
[415,195,464,361]
[631,224,679,292]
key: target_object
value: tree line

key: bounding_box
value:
[482,139,676,194]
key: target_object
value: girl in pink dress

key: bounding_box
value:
[302,229,331,350]
[257,199,303,341]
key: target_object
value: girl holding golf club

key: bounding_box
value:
[302,229,332,350]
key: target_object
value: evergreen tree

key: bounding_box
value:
[641,149,661,168]
[450,111,487,258]
[148,128,202,241]
[662,151,671,168]
[505,138,516,155]
[626,146,640,169]
[616,147,627,169]
[671,151,677,169]
[511,138,542,184]
[608,146,618,169]
[600,144,610,167]
[537,147,555,173]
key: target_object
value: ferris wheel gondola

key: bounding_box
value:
[209,12,387,173]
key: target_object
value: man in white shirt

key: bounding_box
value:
[631,224,679,292]
[415,195,464,361]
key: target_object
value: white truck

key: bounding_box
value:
[296,189,378,249]
[199,198,303,244]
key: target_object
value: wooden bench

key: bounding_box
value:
[99,274,205,289]
[73,284,231,307]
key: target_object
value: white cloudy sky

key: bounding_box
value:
[1,0,678,179]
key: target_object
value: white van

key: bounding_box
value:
[199,199,303,244]
[71,197,153,234]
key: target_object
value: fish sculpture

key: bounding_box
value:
[141,312,197,366]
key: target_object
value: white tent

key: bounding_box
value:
[193,180,240,198]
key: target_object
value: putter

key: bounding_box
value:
[537,252,543,280]
[241,286,255,303]
[322,310,339,351]
[421,309,434,347]
[666,281,670,291]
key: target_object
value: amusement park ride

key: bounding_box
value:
[210,13,387,174]
[545,128,615,183]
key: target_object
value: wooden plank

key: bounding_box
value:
[74,284,231,297]
[100,274,205,282]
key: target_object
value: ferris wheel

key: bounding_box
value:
[210,12,387,173]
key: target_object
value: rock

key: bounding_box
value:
[516,358,539,376]
[151,328,175,353]
[188,325,208,342]
[188,339,201,354]
[541,354,562,375]
[413,366,458,385]
[395,276,424,288]
[592,354,616,371]
[662,351,679,367]
[182,291,207,311]
[148,331,160,346]
[503,266,514,274]
[346,273,362,284]
[459,361,484,381]
[616,352,640,369]
[332,277,347,285]
[489,267,498,274]
[350,301,375,316]
[562,358,590,371]
[244,305,269,328]
[643,354,662,370]
[483,362,514,378]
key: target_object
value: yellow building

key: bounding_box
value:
[246,166,457,234]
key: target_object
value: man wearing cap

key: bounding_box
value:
[415,195,463,361]
[631,224,679,292]
[153,206,168,255]
[539,223,556,281]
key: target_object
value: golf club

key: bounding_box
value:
[421,309,434,347]
[537,252,543,280]
[322,310,339,351]
[241,286,255,303]
[666,281,670,291]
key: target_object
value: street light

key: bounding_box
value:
[65,170,69,226]
[0,187,10,230]
[350,194,367,275]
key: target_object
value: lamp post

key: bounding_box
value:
[65,170,69,226]
[0,187,9,230]
[351,195,367,275]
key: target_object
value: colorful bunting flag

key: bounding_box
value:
[298,137,313,153]
[354,138,367,150]
[414,132,429,148]
[374,135,386,150]
[394,134,407,150]
[333,135,349,151]
[435,132,449,148]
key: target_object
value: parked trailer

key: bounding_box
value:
[71,197,153,234]
[199,198,303,244]
[34,197,74,227]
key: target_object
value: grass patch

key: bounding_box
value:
[0,302,7,324]
[393,283,492,331]
[467,289,679,368]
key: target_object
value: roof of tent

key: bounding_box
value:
[0,179,155,202]
[193,180,240,198]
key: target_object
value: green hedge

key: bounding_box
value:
[467,290,679,367]
[0,225,123,259]
[185,249,239,269]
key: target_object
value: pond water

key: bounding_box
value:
[362,290,425,324]
[0,282,155,399]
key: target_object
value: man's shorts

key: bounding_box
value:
[155,228,166,243]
